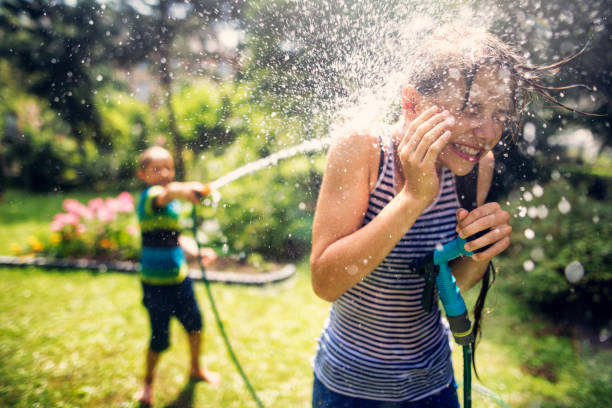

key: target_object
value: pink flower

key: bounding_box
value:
[105,197,122,213]
[116,192,134,213]
[88,197,105,212]
[50,213,79,231]
[63,198,93,219]
[76,224,87,234]
[96,206,116,222]
[127,224,139,236]
[51,219,64,232]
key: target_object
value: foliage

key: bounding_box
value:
[11,192,140,261]
[0,68,152,190]
[498,175,612,326]
[0,0,115,147]
[191,104,324,261]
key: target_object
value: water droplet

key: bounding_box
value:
[532,184,544,197]
[558,197,571,214]
[564,260,584,283]
[536,205,549,219]
[530,247,544,261]
[523,259,534,271]
[551,170,561,181]
[524,228,535,240]
[527,206,538,218]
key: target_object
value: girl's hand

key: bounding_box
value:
[456,203,512,261]
[397,106,454,205]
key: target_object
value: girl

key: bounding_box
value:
[310,24,582,407]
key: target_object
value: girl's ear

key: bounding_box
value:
[401,86,421,119]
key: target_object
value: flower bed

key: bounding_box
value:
[11,192,140,261]
[7,192,296,284]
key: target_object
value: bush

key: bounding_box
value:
[12,192,140,261]
[498,176,612,326]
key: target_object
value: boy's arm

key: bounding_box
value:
[179,235,218,266]
[154,181,206,208]
[178,235,199,259]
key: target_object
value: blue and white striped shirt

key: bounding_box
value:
[313,131,460,402]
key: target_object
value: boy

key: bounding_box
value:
[136,146,220,406]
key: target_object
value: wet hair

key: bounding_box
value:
[139,146,173,170]
[407,24,597,141]
[408,24,595,379]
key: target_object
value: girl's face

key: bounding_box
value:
[422,65,513,175]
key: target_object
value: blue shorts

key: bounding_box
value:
[312,375,460,408]
[142,277,203,352]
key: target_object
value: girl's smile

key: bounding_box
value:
[449,141,483,162]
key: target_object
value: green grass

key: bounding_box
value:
[1,189,611,407]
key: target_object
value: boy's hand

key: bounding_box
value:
[199,247,218,267]
[456,202,512,261]
[167,182,207,203]
[183,182,208,203]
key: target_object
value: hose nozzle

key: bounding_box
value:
[195,184,212,200]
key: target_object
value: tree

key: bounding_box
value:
[112,0,248,179]
[0,0,118,150]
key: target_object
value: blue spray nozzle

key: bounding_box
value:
[433,236,473,266]
[432,235,475,345]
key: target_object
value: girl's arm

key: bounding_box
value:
[311,107,453,302]
[310,132,427,301]
[450,152,512,292]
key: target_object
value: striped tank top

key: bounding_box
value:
[313,130,460,402]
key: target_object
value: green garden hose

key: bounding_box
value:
[191,206,265,408]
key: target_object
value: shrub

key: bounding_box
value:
[12,192,140,261]
[498,176,612,326]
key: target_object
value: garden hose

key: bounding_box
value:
[432,236,475,408]
[430,235,511,408]
[190,202,265,408]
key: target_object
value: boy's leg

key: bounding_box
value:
[175,277,221,386]
[138,349,160,404]
[188,330,221,386]
[139,282,172,404]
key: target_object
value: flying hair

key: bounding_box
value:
[406,24,601,142]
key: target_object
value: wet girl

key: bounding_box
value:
[310,24,581,407]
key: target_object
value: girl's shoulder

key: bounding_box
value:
[326,125,388,189]
[328,124,385,161]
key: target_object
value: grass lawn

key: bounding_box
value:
[1,189,610,407]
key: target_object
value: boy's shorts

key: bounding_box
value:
[142,277,203,352]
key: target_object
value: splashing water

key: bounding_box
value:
[565,260,585,284]
[208,137,332,191]
[245,0,510,139]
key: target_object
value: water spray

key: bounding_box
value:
[205,137,332,192]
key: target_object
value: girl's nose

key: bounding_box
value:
[473,116,499,147]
